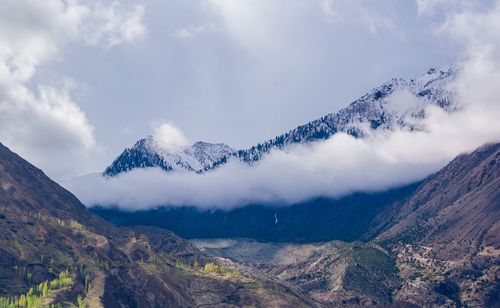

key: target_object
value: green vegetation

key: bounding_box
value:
[0,270,74,308]
[203,262,220,273]
[55,218,87,232]
[0,206,87,234]
[203,263,241,277]
[174,259,243,281]
[342,243,400,304]
[77,295,86,308]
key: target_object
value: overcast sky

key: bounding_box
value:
[0,0,496,178]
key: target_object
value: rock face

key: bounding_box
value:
[0,143,315,307]
[104,67,456,176]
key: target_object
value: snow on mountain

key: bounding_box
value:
[235,67,456,162]
[104,137,234,176]
[104,67,457,175]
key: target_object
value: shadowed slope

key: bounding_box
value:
[0,143,314,307]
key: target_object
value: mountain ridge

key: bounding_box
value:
[104,66,456,176]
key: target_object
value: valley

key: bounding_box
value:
[1,141,498,306]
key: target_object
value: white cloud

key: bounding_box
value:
[0,0,88,83]
[359,9,404,39]
[318,0,404,38]
[319,0,339,22]
[0,0,147,178]
[415,0,489,16]
[415,0,453,15]
[0,82,96,177]
[152,121,189,151]
[81,2,146,47]
[173,23,216,39]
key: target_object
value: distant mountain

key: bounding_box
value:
[104,67,456,176]
[0,143,316,307]
[104,137,234,176]
[92,183,420,243]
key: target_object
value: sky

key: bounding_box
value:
[0,0,485,180]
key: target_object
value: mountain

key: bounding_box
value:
[92,183,420,243]
[235,67,456,163]
[1,138,498,307]
[369,143,500,307]
[104,67,456,176]
[193,239,404,306]
[0,142,318,307]
[104,138,234,176]
[186,143,500,307]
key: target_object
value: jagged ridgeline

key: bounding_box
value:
[104,67,456,176]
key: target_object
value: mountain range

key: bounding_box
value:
[94,67,461,244]
[1,66,498,307]
[104,67,456,176]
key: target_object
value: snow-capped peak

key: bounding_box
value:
[104,136,234,176]
[235,67,457,162]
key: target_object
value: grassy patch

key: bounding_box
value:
[0,270,75,308]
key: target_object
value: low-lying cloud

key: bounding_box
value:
[63,1,500,210]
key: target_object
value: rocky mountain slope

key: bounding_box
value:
[371,142,500,307]
[180,143,499,307]
[1,140,498,307]
[193,239,403,306]
[0,142,316,307]
[104,67,456,176]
